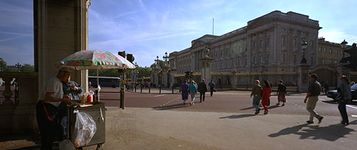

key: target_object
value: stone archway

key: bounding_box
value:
[310,65,338,89]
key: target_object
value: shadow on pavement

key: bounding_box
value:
[269,120,357,141]
[322,100,338,104]
[268,105,280,109]
[240,104,281,111]
[9,145,41,150]
[0,134,41,150]
[153,103,189,110]
[219,114,255,119]
[240,106,254,110]
[322,100,357,106]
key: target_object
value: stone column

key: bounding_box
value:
[169,70,176,88]
[201,48,213,83]
[35,0,89,97]
[231,71,237,89]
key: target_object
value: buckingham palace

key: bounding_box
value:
[163,10,347,91]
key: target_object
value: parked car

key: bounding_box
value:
[326,83,357,103]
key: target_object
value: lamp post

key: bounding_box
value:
[163,52,169,62]
[297,40,309,92]
[339,40,349,79]
[162,52,170,88]
[153,56,162,92]
[15,63,22,72]
[300,41,308,64]
[341,40,348,62]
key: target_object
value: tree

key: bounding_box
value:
[137,67,152,78]
[88,69,119,77]
[20,64,35,72]
[0,58,7,72]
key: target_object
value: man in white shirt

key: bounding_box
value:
[36,67,73,150]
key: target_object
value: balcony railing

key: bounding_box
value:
[0,72,38,105]
[0,71,38,135]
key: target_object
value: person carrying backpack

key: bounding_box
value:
[277,80,287,106]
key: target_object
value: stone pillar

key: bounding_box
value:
[336,64,343,87]
[169,70,176,88]
[162,71,168,88]
[35,0,89,97]
[298,64,310,92]
[231,72,237,89]
[201,47,213,83]
[151,71,159,87]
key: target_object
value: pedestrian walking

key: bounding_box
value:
[304,73,324,124]
[198,79,208,103]
[208,80,216,96]
[262,80,272,115]
[180,80,189,104]
[277,80,287,106]
[337,75,351,125]
[251,80,262,115]
[188,80,198,105]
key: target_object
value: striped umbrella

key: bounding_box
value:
[60,50,136,100]
[60,50,135,70]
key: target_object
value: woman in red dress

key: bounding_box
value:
[262,80,272,114]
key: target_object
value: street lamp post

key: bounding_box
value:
[153,56,163,93]
[15,63,22,72]
[339,40,349,79]
[300,41,308,64]
[297,40,309,92]
[162,52,171,88]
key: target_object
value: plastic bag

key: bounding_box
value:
[73,111,97,148]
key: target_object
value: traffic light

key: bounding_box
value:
[340,43,357,70]
[126,54,135,63]
[118,51,126,58]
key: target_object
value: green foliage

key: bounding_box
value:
[88,69,120,77]
[0,58,7,72]
[137,67,151,78]
[20,64,35,72]
[0,61,34,72]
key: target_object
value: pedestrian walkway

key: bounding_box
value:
[3,107,356,150]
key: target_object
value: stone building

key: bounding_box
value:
[169,10,343,90]
[312,38,344,88]
[317,38,344,65]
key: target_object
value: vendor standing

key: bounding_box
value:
[36,67,73,150]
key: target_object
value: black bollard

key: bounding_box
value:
[134,85,137,92]
[159,86,162,94]
[120,87,124,109]
[172,87,174,94]
[140,85,143,93]
[149,86,151,93]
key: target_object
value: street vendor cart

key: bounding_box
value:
[59,50,135,150]
[67,102,106,150]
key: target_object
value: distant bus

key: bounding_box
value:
[88,76,120,88]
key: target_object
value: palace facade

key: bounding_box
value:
[166,10,345,90]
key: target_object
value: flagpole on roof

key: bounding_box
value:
[212,17,215,35]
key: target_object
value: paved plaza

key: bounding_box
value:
[1,89,357,150]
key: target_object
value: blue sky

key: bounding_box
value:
[0,0,357,66]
